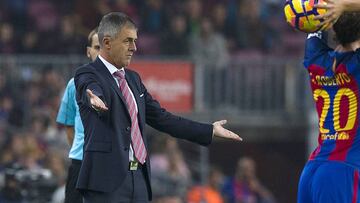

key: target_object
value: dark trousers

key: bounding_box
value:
[65,159,83,203]
[83,167,149,203]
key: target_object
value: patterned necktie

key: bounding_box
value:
[113,70,147,164]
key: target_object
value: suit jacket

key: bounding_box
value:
[74,57,213,200]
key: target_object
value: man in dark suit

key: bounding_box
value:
[74,12,242,203]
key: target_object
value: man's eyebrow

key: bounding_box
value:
[126,37,137,41]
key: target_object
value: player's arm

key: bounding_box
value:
[65,127,75,146]
[315,0,360,28]
[304,31,331,67]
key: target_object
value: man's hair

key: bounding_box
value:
[87,27,98,47]
[98,12,137,47]
[333,12,360,46]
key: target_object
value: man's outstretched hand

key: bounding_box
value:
[87,89,108,112]
[213,120,243,141]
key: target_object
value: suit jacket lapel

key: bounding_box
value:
[93,58,131,119]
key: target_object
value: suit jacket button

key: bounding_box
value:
[124,147,129,151]
[126,126,131,131]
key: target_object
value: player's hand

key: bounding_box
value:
[86,89,108,112]
[212,120,242,141]
[314,0,344,29]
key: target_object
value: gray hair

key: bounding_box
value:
[98,12,137,47]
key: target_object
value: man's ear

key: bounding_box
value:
[86,47,91,59]
[103,36,111,50]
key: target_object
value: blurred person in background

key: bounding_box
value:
[189,17,229,68]
[0,71,11,125]
[0,133,26,168]
[74,0,104,29]
[74,12,241,202]
[0,172,26,203]
[112,0,139,24]
[210,2,236,50]
[297,11,360,203]
[187,166,225,203]
[27,0,58,33]
[45,151,67,203]
[20,30,40,53]
[211,3,228,34]
[0,74,9,97]
[160,14,189,56]
[56,14,87,54]
[186,0,203,35]
[2,0,27,35]
[189,17,230,108]
[222,157,276,203]
[140,0,165,34]
[151,136,190,202]
[0,130,58,203]
[56,27,99,203]
[27,0,59,53]
[0,22,16,53]
[0,95,14,125]
[40,65,65,107]
[21,132,44,170]
[235,0,275,52]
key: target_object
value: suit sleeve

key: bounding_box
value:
[74,65,106,110]
[137,74,213,146]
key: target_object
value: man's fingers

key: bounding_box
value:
[317,20,328,28]
[230,131,243,141]
[314,3,331,9]
[317,15,337,29]
[226,130,243,141]
[93,99,109,111]
[319,0,332,4]
[91,103,108,111]
[314,9,334,21]
[100,104,109,111]
[217,128,243,141]
[212,120,243,141]
[322,21,334,30]
[87,89,108,111]
[213,119,227,126]
[315,12,337,28]
[87,89,95,97]
[314,14,323,20]
[218,120,227,125]
[314,12,332,20]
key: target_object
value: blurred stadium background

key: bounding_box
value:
[0,0,316,202]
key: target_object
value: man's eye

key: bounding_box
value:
[94,46,100,50]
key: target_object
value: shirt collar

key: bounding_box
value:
[98,55,124,75]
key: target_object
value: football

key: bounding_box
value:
[284,0,327,33]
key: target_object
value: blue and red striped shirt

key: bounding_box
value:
[304,32,360,168]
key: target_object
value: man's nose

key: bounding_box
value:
[129,42,137,52]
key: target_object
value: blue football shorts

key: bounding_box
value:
[297,160,360,203]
